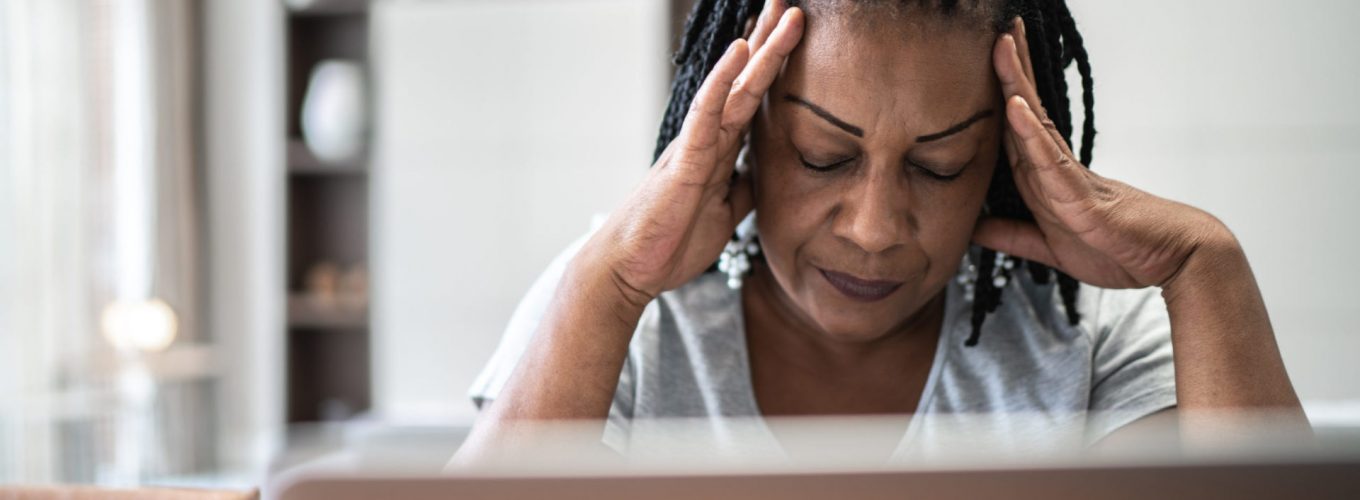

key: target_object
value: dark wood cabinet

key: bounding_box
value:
[283,1,372,424]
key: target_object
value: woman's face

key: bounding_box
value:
[749,7,1002,342]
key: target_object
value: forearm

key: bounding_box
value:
[454,247,646,463]
[1160,224,1304,414]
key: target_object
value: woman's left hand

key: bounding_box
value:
[975,20,1307,433]
[972,18,1234,290]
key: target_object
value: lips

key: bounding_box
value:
[818,268,903,302]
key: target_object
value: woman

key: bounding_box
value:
[455,0,1306,462]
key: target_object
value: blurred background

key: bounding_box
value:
[0,0,1356,489]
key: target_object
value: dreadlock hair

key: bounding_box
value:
[655,0,1096,347]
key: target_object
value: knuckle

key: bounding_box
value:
[686,98,705,120]
[717,117,742,136]
[1092,177,1127,212]
[729,79,763,104]
[729,77,746,93]
[684,104,719,130]
[1053,151,1075,169]
[683,131,717,152]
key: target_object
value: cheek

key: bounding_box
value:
[749,119,826,253]
[751,148,827,258]
[913,145,999,259]
[911,184,983,263]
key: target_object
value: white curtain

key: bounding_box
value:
[0,0,211,484]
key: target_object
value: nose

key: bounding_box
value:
[831,165,909,255]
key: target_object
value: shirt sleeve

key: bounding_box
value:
[1084,285,1179,443]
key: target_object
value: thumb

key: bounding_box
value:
[972,217,1057,269]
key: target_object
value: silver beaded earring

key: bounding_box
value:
[957,200,1016,300]
[956,249,1015,302]
[991,250,1016,288]
[957,254,978,302]
[719,212,759,290]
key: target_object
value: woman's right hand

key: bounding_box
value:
[578,2,804,308]
[450,4,805,464]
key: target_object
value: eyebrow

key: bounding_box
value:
[783,94,864,137]
[783,93,995,143]
[915,109,996,143]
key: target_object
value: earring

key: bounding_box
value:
[719,212,759,290]
[957,249,1015,302]
[735,141,753,176]
[956,254,978,302]
[991,250,1015,289]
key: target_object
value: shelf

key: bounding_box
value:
[287,293,368,329]
[285,0,370,16]
[284,0,373,425]
[288,139,367,176]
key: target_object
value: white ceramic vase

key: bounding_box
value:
[301,59,368,163]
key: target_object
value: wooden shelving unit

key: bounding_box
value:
[283,0,372,424]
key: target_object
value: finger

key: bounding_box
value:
[972,217,1059,269]
[722,7,804,130]
[747,0,786,52]
[1007,95,1066,171]
[996,27,1068,150]
[674,39,750,168]
[1012,18,1037,92]
[994,33,1044,122]
[1006,95,1089,204]
[995,32,1069,200]
[1001,135,1048,224]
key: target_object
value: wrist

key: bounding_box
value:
[562,244,653,329]
[1153,215,1303,413]
[1159,218,1250,308]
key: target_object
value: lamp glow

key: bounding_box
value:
[101,298,179,352]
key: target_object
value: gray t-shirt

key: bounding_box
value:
[469,234,1177,460]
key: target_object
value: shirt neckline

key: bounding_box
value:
[727,273,960,460]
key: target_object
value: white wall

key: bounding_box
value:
[203,0,286,473]
[1066,0,1360,403]
[372,0,1360,423]
[371,0,668,421]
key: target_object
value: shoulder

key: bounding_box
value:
[617,272,751,418]
[644,272,742,335]
[990,268,1170,352]
[628,272,744,364]
[933,264,1173,414]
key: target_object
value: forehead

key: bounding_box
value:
[775,5,999,134]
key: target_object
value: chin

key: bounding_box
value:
[797,277,940,344]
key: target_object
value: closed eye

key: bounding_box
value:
[799,154,855,173]
[909,160,964,182]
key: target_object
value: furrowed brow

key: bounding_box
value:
[915,109,995,143]
[783,94,864,138]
